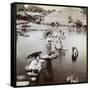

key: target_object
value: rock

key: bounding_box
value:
[31,77,37,81]
[66,74,79,83]
[17,75,26,80]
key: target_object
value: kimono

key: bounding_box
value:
[46,37,52,55]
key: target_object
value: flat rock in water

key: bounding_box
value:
[30,77,37,81]
[17,75,26,80]
[41,55,52,60]
[41,54,58,60]
[27,72,38,76]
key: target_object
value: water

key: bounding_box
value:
[16,26,87,85]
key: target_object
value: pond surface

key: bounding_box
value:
[16,26,87,85]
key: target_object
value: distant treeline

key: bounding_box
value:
[81,8,87,15]
[16,4,45,12]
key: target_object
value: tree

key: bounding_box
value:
[75,20,83,28]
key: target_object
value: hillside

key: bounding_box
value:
[44,7,87,25]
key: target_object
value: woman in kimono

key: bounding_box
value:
[46,32,53,56]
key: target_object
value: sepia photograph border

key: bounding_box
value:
[11,2,88,87]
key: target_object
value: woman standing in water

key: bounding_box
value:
[46,32,53,56]
[58,30,65,49]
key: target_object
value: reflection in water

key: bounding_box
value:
[55,49,66,63]
[16,26,87,85]
[46,60,54,83]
